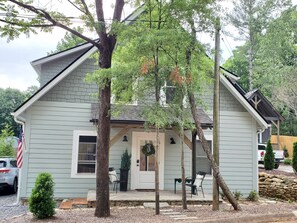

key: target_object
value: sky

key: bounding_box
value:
[0,1,250,91]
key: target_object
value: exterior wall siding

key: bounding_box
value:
[197,83,246,112]
[163,131,192,191]
[21,101,133,199]
[40,51,85,87]
[40,58,98,103]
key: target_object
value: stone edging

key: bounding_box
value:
[259,172,297,201]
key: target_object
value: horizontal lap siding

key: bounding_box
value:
[219,111,256,196]
[164,132,192,190]
[24,101,96,199]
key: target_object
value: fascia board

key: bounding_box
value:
[221,69,240,81]
[220,74,268,130]
[14,46,97,118]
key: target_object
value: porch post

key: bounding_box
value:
[192,130,197,194]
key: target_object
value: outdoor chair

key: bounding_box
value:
[185,171,206,198]
[109,169,120,193]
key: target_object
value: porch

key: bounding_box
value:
[87,190,213,208]
[59,190,214,209]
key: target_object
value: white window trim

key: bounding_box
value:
[71,130,97,178]
[160,82,187,107]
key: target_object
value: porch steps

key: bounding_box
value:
[59,198,88,209]
[160,209,199,221]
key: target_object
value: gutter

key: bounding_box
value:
[12,113,26,205]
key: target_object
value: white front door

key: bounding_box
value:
[131,132,164,190]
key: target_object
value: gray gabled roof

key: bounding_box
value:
[90,104,213,128]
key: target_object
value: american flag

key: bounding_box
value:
[17,128,24,168]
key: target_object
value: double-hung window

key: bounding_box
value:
[165,80,176,104]
[71,131,96,178]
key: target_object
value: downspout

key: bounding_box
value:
[12,113,26,204]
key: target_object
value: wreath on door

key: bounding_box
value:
[142,143,155,156]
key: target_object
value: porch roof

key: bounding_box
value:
[90,103,213,128]
[245,89,284,123]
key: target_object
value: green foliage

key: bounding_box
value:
[284,158,292,165]
[0,125,15,157]
[0,88,26,136]
[29,173,56,219]
[120,149,131,170]
[50,27,85,54]
[264,140,275,170]
[223,44,249,91]
[292,142,297,173]
[24,86,38,99]
[233,190,243,200]
[247,190,258,201]
[283,146,289,158]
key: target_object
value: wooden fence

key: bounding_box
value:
[271,135,297,158]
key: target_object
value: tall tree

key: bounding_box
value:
[0,0,125,217]
[228,0,291,91]
[111,0,242,211]
[225,6,297,136]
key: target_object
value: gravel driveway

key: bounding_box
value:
[0,191,28,222]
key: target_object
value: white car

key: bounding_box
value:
[258,144,284,169]
[0,157,19,193]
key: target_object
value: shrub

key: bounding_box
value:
[233,190,242,200]
[29,173,56,219]
[264,140,275,170]
[284,158,292,165]
[247,190,258,201]
[283,146,289,158]
[293,142,297,174]
[121,149,131,170]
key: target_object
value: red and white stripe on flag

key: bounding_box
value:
[17,128,23,168]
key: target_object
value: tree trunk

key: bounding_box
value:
[188,92,242,211]
[185,15,241,211]
[93,0,124,217]
[212,18,220,211]
[155,127,160,215]
[248,44,253,91]
[95,81,111,217]
[95,44,112,217]
[181,128,187,210]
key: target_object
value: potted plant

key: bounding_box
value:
[120,149,131,191]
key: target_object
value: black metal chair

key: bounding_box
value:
[186,171,206,198]
[109,169,120,193]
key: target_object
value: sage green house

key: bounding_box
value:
[12,41,269,200]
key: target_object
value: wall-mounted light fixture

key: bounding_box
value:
[123,135,128,142]
[170,137,176,144]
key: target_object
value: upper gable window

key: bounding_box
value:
[165,80,176,104]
